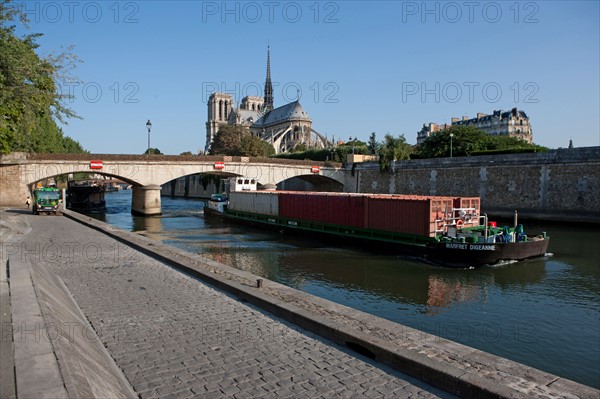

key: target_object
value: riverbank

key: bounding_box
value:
[6,206,596,397]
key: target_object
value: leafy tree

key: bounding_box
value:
[180,151,193,155]
[209,125,275,157]
[415,125,544,158]
[209,125,246,155]
[367,132,380,155]
[290,143,308,153]
[378,133,411,171]
[240,134,275,157]
[143,148,162,155]
[1,0,84,154]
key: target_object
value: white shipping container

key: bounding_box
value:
[228,191,279,216]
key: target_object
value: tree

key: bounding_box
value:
[415,125,544,158]
[240,134,275,157]
[143,148,162,155]
[367,132,380,155]
[378,134,411,172]
[180,151,193,156]
[208,125,246,155]
[209,125,275,157]
[1,0,84,154]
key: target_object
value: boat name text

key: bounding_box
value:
[445,243,496,251]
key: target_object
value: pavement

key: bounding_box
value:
[0,207,598,398]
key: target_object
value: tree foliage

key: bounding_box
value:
[0,0,84,154]
[367,132,380,155]
[378,133,411,172]
[209,125,245,155]
[415,125,545,158]
[209,125,274,157]
[143,148,162,155]
[240,134,275,157]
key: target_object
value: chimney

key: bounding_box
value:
[451,117,459,123]
[462,116,469,121]
[477,113,486,119]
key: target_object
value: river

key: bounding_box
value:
[91,190,599,388]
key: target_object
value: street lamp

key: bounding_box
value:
[449,133,454,158]
[349,136,355,154]
[146,119,152,155]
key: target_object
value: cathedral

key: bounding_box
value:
[205,48,330,154]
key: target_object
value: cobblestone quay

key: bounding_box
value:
[6,212,453,398]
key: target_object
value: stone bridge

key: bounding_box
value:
[0,153,347,215]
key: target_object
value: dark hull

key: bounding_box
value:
[204,206,550,268]
[67,184,106,212]
[425,239,550,268]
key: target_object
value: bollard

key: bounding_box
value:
[256,279,263,288]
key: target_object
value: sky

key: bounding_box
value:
[12,0,600,154]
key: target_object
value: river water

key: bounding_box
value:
[92,190,599,388]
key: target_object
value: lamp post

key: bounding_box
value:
[146,120,152,155]
[449,133,454,158]
[349,136,355,154]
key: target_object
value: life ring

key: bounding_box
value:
[456,220,464,228]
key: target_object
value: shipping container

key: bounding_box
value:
[366,195,454,237]
[278,192,368,228]
[228,191,279,216]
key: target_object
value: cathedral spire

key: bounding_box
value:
[264,45,274,112]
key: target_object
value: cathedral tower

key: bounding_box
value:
[205,92,233,152]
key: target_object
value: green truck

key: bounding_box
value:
[32,187,61,215]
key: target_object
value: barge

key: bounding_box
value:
[66,181,106,213]
[204,178,550,268]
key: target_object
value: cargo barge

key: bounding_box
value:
[204,178,550,268]
[66,181,106,213]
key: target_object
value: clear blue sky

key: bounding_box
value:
[14,0,600,154]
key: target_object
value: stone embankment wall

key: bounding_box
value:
[354,147,600,222]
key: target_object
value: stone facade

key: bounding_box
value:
[417,108,533,144]
[354,147,600,221]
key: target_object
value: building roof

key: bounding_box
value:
[453,108,529,125]
[253,100,311,127]
[230,108,262,126]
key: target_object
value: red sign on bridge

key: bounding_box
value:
[90,160,103,170]
[214,161,225,170]
[311,166,320,174]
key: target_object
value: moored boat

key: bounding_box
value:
[66,180,106,212]
[204,178,549,268]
